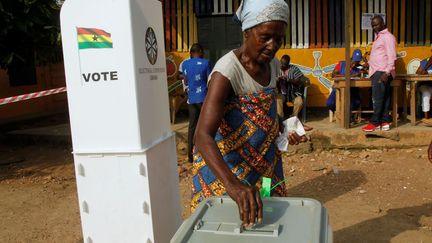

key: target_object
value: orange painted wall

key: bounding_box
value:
[166,52,189,84]
[167,46,432,107]
[0,63,68,122]
[277,46,431,106]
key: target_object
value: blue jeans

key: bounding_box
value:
[370,71,392,125]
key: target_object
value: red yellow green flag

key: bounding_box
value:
[77,27,113,49]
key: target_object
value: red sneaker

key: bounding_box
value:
[362,123,381,132]
[381,122,390,131]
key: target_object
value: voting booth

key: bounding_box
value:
[60,0,181,242]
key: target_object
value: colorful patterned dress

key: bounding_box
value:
[190,87,288,210]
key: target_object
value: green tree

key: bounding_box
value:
[0,0,62,85]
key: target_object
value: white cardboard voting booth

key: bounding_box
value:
[60,0,181,242]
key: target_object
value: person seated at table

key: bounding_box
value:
[332,49,367,78]
[278,54,313,131]
[415,53,432,125]
[327,49,363,122]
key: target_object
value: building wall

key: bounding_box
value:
[161,0,432,52]
[162,0,431,106]
[167,46,431,107]
[277,46,431,106]
[0,63,68,122]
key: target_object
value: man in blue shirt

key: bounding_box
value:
[416,52,432,125]
[331,49,365,78]
[179,43,211,162]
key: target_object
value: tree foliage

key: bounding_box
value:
[0,0,62,69]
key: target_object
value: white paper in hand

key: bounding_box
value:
[276,117,306,152]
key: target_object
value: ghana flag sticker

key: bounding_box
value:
[77,27,113,49]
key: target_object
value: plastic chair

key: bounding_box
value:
[286,76,310,123]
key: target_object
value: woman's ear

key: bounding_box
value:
[243,30,250,40]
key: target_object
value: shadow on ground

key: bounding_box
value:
[287,170,367,204]
[335,203,432,243]
[0,143,73,181]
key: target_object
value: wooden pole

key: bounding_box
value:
[344,0,352,128]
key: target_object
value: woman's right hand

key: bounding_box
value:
[225,180,263,227]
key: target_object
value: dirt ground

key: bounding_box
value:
[1,132,432,242]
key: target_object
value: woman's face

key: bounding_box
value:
[244,21,286,64]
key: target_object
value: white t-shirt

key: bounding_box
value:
[209,51,280,95]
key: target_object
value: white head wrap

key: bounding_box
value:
[235,0,289,31]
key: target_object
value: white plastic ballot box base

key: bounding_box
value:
[74,134,181,243]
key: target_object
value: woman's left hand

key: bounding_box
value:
[288,132,307,145]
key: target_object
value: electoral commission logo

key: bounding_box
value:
[145,27,158,65]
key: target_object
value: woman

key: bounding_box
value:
[192,0,304,226]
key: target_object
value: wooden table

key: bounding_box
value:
[395,74,432,125]
[333,77,403,128]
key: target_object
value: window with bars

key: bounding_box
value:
[404,0,432,46]
[161,0,431,52]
